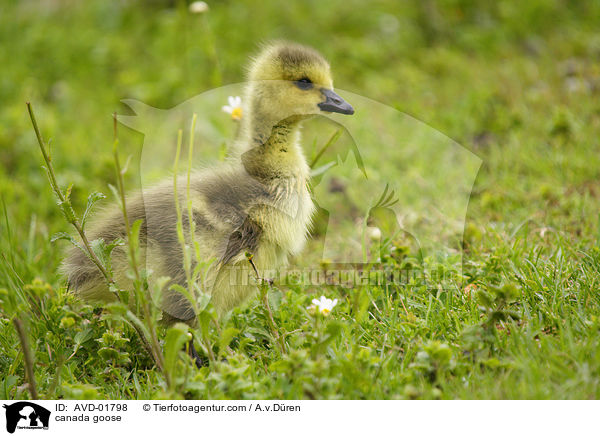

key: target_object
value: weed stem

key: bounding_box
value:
[13,318,38,400]
[27,102,116,290]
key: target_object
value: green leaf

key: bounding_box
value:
[313,320,343,355]
[218,327,239,355]
[164,323,191,375]
[168,284,196,312]
[82,191,106,229]
[324,320,343,339]
[59,316,75,329]
[107,183,122,208]
[196,291,212,312]
[64,183,73,202]
[73,327,94,347]
[121,154,133,175]
[151,276,172,307]
[125,311,152,345]
[356,290,371,322]
[197,306,216,337]
[267,289,283,312]
[476,289,494,308]
[51,232,86,254]
[90,237,124,274]
[493,283,521,303]
[1,375,19,399]
[98,347,119,361]
[129,219,144,254]
[57,193,77,223]
[269,359,291,373]
[104,302,129,317]
[310,160,336,177]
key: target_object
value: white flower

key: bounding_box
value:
[222,96,243,120]
[307,295,338,316]
[189,1,209,14]
[366,226,382,241]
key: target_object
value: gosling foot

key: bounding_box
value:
[186,339,208,368]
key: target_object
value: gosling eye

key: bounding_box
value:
[294,77,313,90]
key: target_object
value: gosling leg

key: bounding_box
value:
[187,339,208,368]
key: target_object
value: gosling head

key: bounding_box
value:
[246,41,354,127]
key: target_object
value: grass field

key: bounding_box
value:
[1,0,600,399]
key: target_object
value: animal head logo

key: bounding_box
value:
[119,84,480,292]
[104,69,483,327]
[2,402,51,434]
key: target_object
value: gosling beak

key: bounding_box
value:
[318,88,354,115]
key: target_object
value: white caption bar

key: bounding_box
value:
[0,400,595,436]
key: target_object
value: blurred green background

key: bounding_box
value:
[2,0,599,245]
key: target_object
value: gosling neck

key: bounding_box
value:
[241,114,309,181]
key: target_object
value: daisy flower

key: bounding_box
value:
[189,1,209,14]
[222,96,243,121]
[366,226,382,241]
[307,295,338,316]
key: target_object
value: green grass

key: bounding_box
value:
[1,0,600,399]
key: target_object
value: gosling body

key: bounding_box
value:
[63,41,354,321]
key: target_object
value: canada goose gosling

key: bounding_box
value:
[63,41,354,329]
